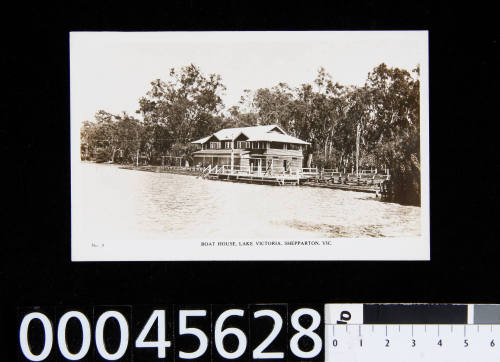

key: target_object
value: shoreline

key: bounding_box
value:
[118,164,202,177]
[85,162,384,195]
[112,163,382,195]
[79,161,422,242]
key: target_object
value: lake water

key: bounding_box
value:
[78,162,421,241]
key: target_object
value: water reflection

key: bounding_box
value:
[80,163,421,241]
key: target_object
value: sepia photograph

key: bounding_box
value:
[70,31,429,260]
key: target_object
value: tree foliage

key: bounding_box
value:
[138,63,227,149]
[80,63,421,204]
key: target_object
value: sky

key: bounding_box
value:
[70,31,428,124]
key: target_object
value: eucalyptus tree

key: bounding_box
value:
[113,112,144,164]
[137,64,227,160]
[80,120,99,160]
[80,62,421,204]
[364,63,421,204]
[91,110,120,162]
[225,89,259,127]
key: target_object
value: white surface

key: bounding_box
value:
[325,324,500,362]
[70,31,430,261]
[325,304,364,325]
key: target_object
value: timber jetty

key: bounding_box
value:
[118,164,392,199]
[201,164,306,186]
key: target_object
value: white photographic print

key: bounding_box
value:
[70,31,429,261]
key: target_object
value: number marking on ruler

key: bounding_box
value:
[325,324,500,362]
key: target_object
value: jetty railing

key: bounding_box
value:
[201,164,389,184]
[212,165,306,176]
[302,167,319,177]
[200,165,212,178]
[203,165,323,176]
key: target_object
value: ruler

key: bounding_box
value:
[325,304,500,362]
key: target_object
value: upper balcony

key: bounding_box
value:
[200,140,303,154]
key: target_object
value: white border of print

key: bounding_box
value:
[70,31,430,261]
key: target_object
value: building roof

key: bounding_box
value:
[192,135,211,144]
[191,124,310,145]
[246,132,310,145]
[192,149,251,156]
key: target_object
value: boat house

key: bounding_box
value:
[191,125,310,172]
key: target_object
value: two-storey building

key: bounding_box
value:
[191,125,310,172]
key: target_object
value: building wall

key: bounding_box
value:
[289,157,303,168]
[262,156,302,170]
[240,157,250,168]
[194,154,242,167]
[194,150,303,169]
[263,149,303,157]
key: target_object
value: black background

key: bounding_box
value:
[1,1,498,360]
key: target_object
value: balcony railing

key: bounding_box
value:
[201,144,303,153]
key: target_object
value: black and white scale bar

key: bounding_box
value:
[325,303,500,325]
[325,304,500,362]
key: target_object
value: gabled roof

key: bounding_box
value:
[246,132,310,145]
[191,135,211,144]
[191,124,310,145]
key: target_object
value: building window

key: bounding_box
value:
[225,142,232,149]
[236,141,250,149]
[210,142,221,149]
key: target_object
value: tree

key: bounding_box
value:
[364,63,421,204]
[80,62,421,205]
[249,69,347,169]
[80,120,98,160]
[113,112,144,164]
[90,110,119,162]
[137,64,227,160]
[253,83,295,129]
[224,89,259,127]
